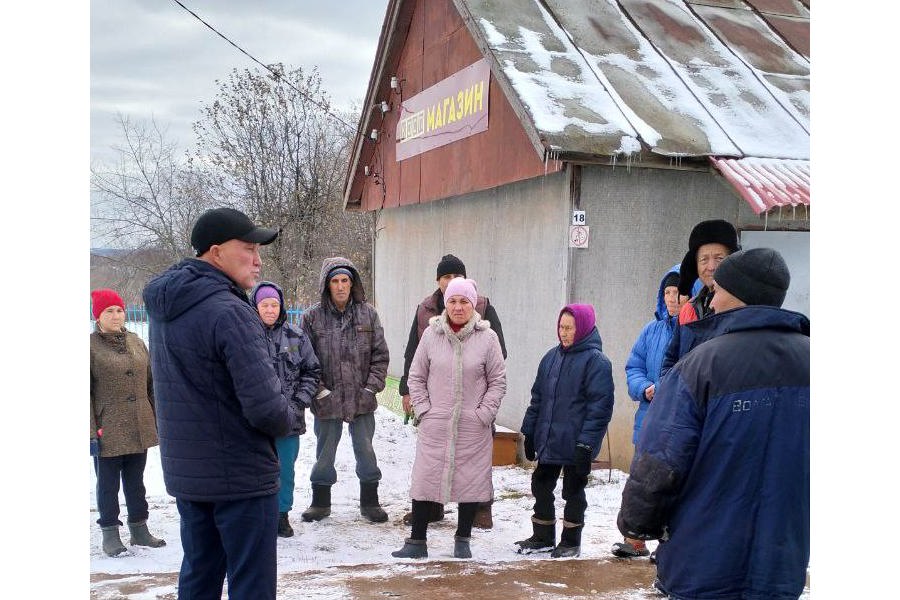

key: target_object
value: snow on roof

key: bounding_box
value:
[463,0,809,160]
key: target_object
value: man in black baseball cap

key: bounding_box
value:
[143,207,293,600]
[191,207,278,257]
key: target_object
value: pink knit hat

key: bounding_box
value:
[444,277,478,307]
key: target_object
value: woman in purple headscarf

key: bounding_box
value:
[515,304,615,558]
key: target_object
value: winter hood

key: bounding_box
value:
[143,259,249,322]
[318,256,366,305]
[249,280,287,327]
[654,264,681,321]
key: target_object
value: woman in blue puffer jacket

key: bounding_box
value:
[516,303,614,559]
[611,265,683,559]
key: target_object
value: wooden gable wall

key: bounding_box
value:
[358,0,559,211]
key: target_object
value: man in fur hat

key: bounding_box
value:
[661,219,740,376]
[619,248,809,600]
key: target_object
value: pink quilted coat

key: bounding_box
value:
[407,312,507,503]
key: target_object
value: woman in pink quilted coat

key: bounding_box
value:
[391,278,506,560]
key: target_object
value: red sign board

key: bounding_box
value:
[395,59,490,162]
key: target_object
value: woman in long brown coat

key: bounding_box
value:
[392,278,506,560]
[90,289,165,557]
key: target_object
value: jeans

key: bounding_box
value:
[176,493,278,600]
[275,435,300,513]
[309,413,381,486]
[93,451,149,527]
[531,462,588,525]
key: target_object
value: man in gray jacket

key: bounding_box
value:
[300,257,390,523]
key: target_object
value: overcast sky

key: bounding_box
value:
[91,0,389,164]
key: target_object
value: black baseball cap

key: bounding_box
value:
[191,208,278,257]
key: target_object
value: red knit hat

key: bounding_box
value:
[91,288,125,320]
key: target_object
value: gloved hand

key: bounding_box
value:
[574,443,592,477]
[523,435,536,461]
[90,438,100,457]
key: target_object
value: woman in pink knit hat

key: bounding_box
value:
[392,278,507,560]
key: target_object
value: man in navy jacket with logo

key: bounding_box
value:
[618,248,810,600]
[143,208,302,600]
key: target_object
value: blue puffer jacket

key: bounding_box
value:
[521,327,614,463]
[250,281,321,437]
[624,265,679,444]
[618,306,810,600]
[143,259,300,501]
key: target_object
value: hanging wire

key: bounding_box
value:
[170,0,356,133]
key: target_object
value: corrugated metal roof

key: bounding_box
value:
[344,0,811,209]
[461,0,809,160]
[711,156,809,215]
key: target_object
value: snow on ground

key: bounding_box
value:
[90,405,645,572]
[89,324,810,598]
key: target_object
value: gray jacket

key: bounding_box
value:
[250,280,321,436]
[300,257,389,422]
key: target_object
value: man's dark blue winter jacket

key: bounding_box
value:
[143,259,299,501]
[618,306,810,600]
[521,327,614,463]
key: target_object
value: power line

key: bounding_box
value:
[170,0,357,133]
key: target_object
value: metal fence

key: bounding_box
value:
[90,304,306,342]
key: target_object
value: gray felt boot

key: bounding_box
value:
[128,520,166,548]
[391,538,428,559]
[101,526,128,557]
[453,536,472,559]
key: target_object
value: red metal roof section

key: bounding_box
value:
[711,156,809,215]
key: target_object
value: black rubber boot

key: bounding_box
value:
[277,512,294,537]
[360,481,388,523]
[301,485,332,522]
[391,537,428,559]
[453,535,472,559]
[551,521,583,558]
[127,520,166,547]
[101,526,128,557]
[515,517,556,554]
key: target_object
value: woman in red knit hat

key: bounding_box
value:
[90,289,165,557]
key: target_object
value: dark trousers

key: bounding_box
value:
[410,499,478,540]
[93,451,149,527]
[176,494,278,600]
[531,462,588,525]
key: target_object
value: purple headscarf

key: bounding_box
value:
[558,303,596,347]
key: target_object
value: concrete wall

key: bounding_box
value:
[374,171,570,430]
[571,165,748,470]
[373,162,808,472]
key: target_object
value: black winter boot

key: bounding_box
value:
[101,526,128,557]
[391,537,428,559]
[359,481,388,523]
[551,521,583,558]
[301,485,332,522]
[277,512,294,537]
[514,516,556,554]
[453,535,472,559]
[128,520,166,547]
